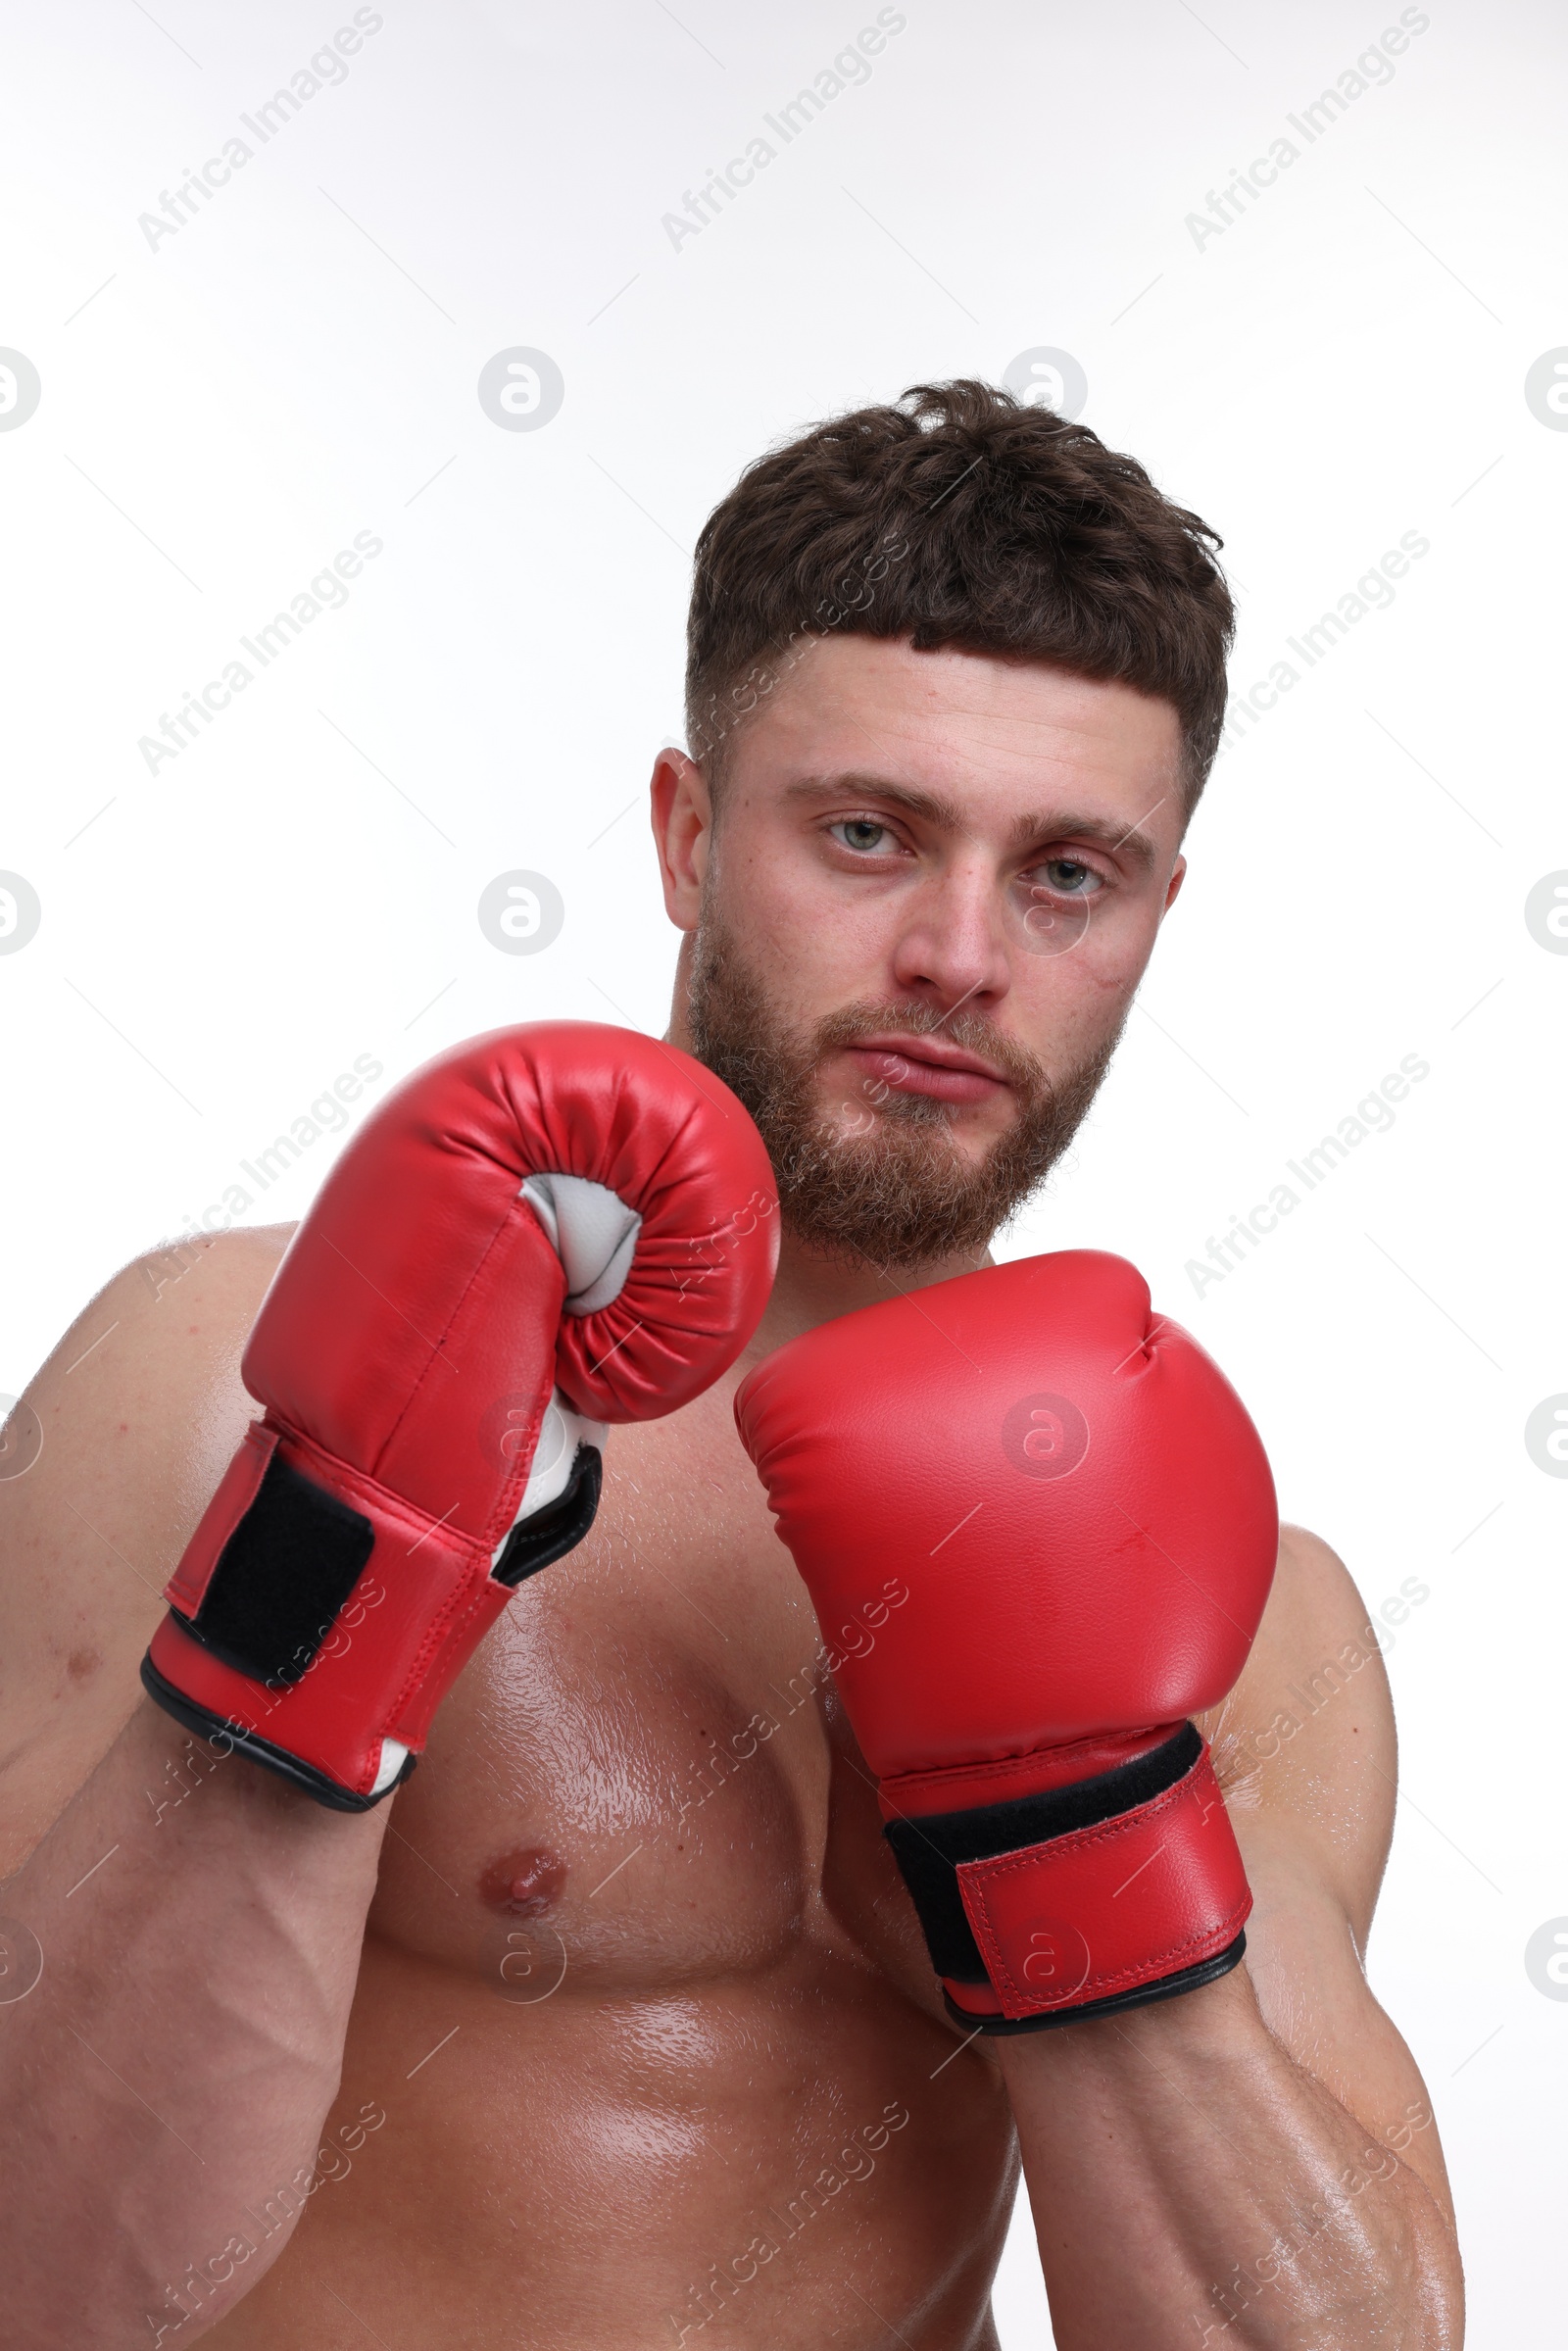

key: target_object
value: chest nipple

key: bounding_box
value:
[478,1846,567,1917]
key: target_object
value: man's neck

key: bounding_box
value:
[741,1229,995,1363]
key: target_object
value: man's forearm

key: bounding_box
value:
[997,1966,1462,2349]
[0,1696,386,2349]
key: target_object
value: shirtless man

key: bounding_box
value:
[0,379,1462,2347]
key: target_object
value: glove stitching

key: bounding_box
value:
[966,1894,1252,2012]
[958,1757,1249,2010]
[885,1727,1176,1802]
[382,1567,504,1739]
[279,1425,490,1558]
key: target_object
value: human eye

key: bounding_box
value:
[1020,856,1107,900]
[827,816,902,856]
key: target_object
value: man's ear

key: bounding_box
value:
[1162,854,1187,916]
[651,748,710,932]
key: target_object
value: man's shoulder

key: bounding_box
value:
[1203,1520,1397,1937]
[3,1219,298,1571]
[12,1222,296,1469]
[1260,1521,1387,1667]
[129,1220,297,1317]
[0,1225,295,1854]
[1223,1519,1397,1754]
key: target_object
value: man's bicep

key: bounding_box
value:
[0,1229,287,1863]
[1233,1807,1451,2209]
[1207,1523,1452,2213]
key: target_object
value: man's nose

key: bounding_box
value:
[888,868,1011,1016]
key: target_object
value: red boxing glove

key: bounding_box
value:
[735,1252,1277,2030]
[143,1022,777,1809]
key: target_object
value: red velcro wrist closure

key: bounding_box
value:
[953,1746,1250,2021]
[164,1421,279,1618]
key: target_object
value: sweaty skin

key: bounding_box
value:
[1,1241,1016,2348]
[0,641,1461,2346]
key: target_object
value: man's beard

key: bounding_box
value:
[686,913,1123,1272]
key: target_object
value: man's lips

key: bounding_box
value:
[839,1036,1011,1105]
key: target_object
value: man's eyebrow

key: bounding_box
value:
[782,774,965,827]
[782,775,1164,875]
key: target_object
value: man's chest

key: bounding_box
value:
[363,1386,933,2007]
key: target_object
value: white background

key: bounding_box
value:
[1,1,1565,2339]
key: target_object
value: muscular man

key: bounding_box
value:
[0,380,1461,2346]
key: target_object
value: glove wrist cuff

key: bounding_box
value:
[143,1417,601,1808]
[884,1724,1251,2031]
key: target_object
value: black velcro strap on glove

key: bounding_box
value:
[179,1450,375,1689]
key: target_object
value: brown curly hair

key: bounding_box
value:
[685,378,1234,822]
